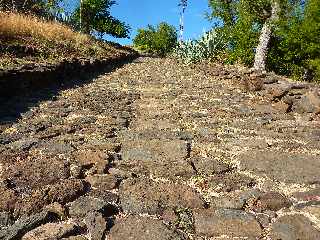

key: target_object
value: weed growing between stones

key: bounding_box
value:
[173,208,195,234]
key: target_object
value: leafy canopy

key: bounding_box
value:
[268,0,320,80]
[133,22,178,56]
[208,0,320,81]
[72,0,130,38]
[0,0,63,18]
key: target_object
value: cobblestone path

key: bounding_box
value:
[1,57,320,239]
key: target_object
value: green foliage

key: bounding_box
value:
[174,29,227,64]
[268,0,320,81]
[208,0,267,66]
[133,22,177,56]
[208,0,320,81]
[72,0,130,38]
[0,0,63,18]
[208,0,238,26]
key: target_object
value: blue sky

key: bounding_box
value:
[68,0,213,45]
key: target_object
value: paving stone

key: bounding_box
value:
[119,177,204,215]
[117,157,195,180]
[85,212,106,240]
[239,151,320,184]
[211,189,263,210]
[73,150,107,167]
[162,209,179,224]
[269,214,320,240]
[22,222,79,240]
[0,210,58,240]
[85,174,119,190]
[130,119,177,131]
[190,156,231,175]
[2,156,70,190]
[256,212,274,228]
[299,204,320,219]
[87,189,119,204]
[44,202,67,220]
[148,161,195,180]
[121,139,188,163]
[7,138,38,151]
[292,188,320,201]
[207,172,255,192]
[68,196,118,218]
[2,57,320,240]
[0,187,17,212]
[292,90,320,113]
[47,179,87,204]
[194,208,262,238]
[73,150,108,174]
[38,141,74,154]
[14,179,86,217]
[109,215,185,240]
[250,192,292,212]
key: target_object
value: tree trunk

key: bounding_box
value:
[80,0,83,32]
[12,0,16,11]
[253,0,280,72]
[179,0,187,41]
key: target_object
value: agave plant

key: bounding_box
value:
[174,29,227,64]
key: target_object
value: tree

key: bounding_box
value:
[268,0,320,80]
[208,0,270,65]
[73,0,130,38]
[133,22,177,56]
[208,0,319,81]
[0,0,63,18]
[253,0,280,71]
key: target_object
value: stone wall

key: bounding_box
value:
[0,54,139,98]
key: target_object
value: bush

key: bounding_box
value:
[207,0,320,82]
[0,0,62,19]
[267,0,320,81]
[133,22,177,56]
[174,30,227,64]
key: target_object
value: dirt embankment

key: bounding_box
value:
[0,11,139,98]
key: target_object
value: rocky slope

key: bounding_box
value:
[0,57,320,239]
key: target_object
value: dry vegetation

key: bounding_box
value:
[0,11,90,44]
[0,12,132,69]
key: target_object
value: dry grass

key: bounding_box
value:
[0,11,90,46]
[0,11,133,69]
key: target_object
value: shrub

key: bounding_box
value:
[133,22,177,56]
[0,0,62,19]
[71,0,130,38]
[174,29,227,64]
[207,0,320,81]
[267,0,320,81]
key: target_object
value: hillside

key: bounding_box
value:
[1,9,320,240]
[0,12,136,70]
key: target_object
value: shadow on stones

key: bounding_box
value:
[0,57,137,127]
